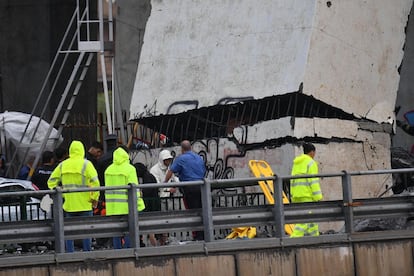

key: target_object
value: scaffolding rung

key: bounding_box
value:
[10,0,113,179]
[59,50,85,54]
[78,41,101,51]
[78,20,100,23]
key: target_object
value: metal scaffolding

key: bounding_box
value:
[6,0,122,179]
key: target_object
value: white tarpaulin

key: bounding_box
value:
[0,111,63,161]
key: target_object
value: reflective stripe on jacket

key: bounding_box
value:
[48,140,100,212]
[104,147,145,215]
[290,153,323,202]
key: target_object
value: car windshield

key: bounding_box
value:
[0,178,43,222]
[0,183,32,205]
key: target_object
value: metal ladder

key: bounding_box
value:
[6,0,117,179]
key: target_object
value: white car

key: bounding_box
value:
[0,177,46,222]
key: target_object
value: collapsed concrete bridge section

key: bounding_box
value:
[120,0,414,233]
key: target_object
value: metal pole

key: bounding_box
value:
[273,175,285,238]
[109,0,115,134]
[341,171,354,234]
[114,62,127,144]
[107,0,126,142]
[111,63,115,134]
[52,187,65,253]
[86,0,90,41]
[77,0,80,45]
[108,0,114,42]
[128,184,140,251]
[201,179,214,242]
[98,0,113,134]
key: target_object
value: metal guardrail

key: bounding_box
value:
[0,168,413,262]
[1,196,412,244]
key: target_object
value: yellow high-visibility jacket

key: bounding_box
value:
[48,140,100,212]
[104,147,145,215]
[290,154,323,203]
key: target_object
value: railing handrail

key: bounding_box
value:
[0,167,413,257]
[0,167,413,198]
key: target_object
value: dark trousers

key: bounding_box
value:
[183,188,204,241]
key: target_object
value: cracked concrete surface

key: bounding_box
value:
[123,0,413,231]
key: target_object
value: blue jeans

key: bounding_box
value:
[113,236,130,249]
[64,210,93,252]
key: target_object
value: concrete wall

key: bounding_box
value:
[130,0,317,117]
[130,116,392,231]
[122,0,411,232]
[130,0,412,123]
[132,119,392,196]
[303,0,412,123]
[132,133,391,233]
[1,240,412,276]
[0,0,51,113]
[114,0,151,111]
[125,0,410,179]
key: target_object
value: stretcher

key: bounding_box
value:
[248,160,294,235]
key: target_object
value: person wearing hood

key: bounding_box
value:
[104,146,145,249]
[148,149,178,245]
[150,149,178,200]
[48,140,100,252]
[289,142,323,238]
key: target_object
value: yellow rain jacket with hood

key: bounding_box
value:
[290,153,323,203]
[48,140,100,212]
[104,147,145,215]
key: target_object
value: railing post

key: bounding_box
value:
[52,187,65,253]
[20,196,27,220]
[341,171,354,234]
[128,184,140,250]
[273,175,285,238]
[201,179,214,242]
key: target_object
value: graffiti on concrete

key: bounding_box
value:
[130,137,246,181]
[192,138,237,180]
